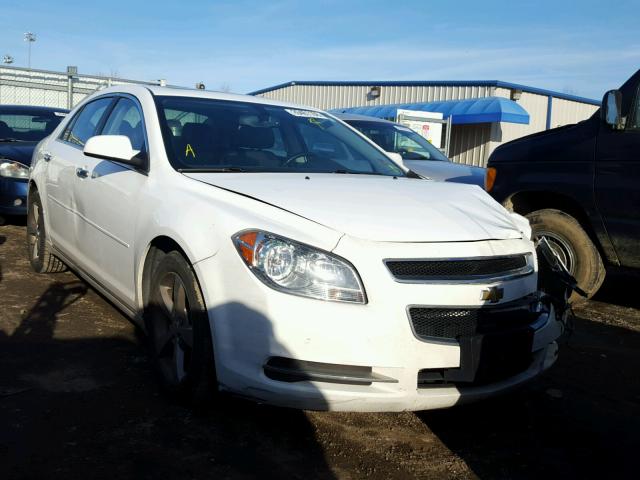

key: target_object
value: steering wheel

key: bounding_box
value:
[283,152,313,168]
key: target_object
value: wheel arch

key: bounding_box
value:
[138,235,195,313]
[503,190,605,254]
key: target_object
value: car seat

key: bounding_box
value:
[0,121,14,138]
[179,122,222,164]
[228,125,279,168]
[118,120,145,151]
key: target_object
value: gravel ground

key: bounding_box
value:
[1,220,639,479]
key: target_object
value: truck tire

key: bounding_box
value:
[526,209,605,301]
[26,190,67,274]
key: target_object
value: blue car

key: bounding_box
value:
[336,113,486,187]
[0,105,68,219]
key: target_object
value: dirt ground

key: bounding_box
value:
[1,219,639,479]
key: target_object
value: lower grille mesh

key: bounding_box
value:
[409,309,478,339]
[409,301,538,341]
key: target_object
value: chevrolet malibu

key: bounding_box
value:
[27,85,563,411]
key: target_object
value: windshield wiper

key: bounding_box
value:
[331,169,390,176]
[177,167,247,173]
[0,138,26,143]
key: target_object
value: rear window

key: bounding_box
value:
[0,109,66,142]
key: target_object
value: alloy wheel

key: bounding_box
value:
[27,202,41,261]
[537,230,576,275]
[152,272,194,384]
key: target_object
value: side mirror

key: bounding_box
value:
[386,151,404,166]
[601,90,625,130]
[83,135,146,168]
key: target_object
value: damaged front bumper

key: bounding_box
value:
[217,299,562,412]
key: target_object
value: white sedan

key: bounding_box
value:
[27,85,562,411]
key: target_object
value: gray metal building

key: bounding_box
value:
[250,80,600,166]
[0,65,162,110]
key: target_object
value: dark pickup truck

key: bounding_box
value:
[487,69,640,299]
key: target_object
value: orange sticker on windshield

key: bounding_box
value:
[185,144,196,158]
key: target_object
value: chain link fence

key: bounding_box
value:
[0,65,163,110]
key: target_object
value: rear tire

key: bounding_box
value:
[145,250,217,406]
[26,190,66,273]
[526,208,605,301]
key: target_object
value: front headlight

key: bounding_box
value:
[233,230,366,304]
[0,160,30,179]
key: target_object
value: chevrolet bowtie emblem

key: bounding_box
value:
[481,286,504,303]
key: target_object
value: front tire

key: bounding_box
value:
[145,250,217,405]
[26,190,66,273]
[526,208,605,301]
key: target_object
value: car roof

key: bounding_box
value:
[333,112,396,124]
[94,84,325,112]
[0,104,69,114]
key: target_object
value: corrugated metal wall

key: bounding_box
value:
[550,97,599,128]
[449,124,491,167]
[259,84,494,110]
[0,65,160,109]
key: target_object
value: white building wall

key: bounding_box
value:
[550,97,599,128]
[449,124,491,167]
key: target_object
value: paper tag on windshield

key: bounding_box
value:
[285,108,326,119]
[54,112,67,117]
[395,126,413,133]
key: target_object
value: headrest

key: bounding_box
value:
[182,122,212,140]
[118,120,134,135]
[0,121,11,136]
[235,125,274,149]
[166,119,182,135]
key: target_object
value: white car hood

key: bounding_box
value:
[184,173,524,242]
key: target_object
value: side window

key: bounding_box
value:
[62,97,112,147]
[101,98,146,151]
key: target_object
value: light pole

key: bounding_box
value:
[24,32,36,69]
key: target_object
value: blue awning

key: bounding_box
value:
[331,96,529,125]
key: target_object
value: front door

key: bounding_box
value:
[73,96,148,307]
[595,77,640,268]
[45,97,114,258]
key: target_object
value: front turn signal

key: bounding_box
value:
[485,167,497,192]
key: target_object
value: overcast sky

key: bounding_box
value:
[1,0,638,99]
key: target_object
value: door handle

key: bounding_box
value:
[43,152,52,162]
[76,167,89,178]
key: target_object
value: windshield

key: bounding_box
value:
[0,109,65,142]
[348,120,449,162]
[155,96,405,176]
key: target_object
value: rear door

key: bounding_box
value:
[73,95,149,306]
[46,97,114,257]
[595,79,640,267]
